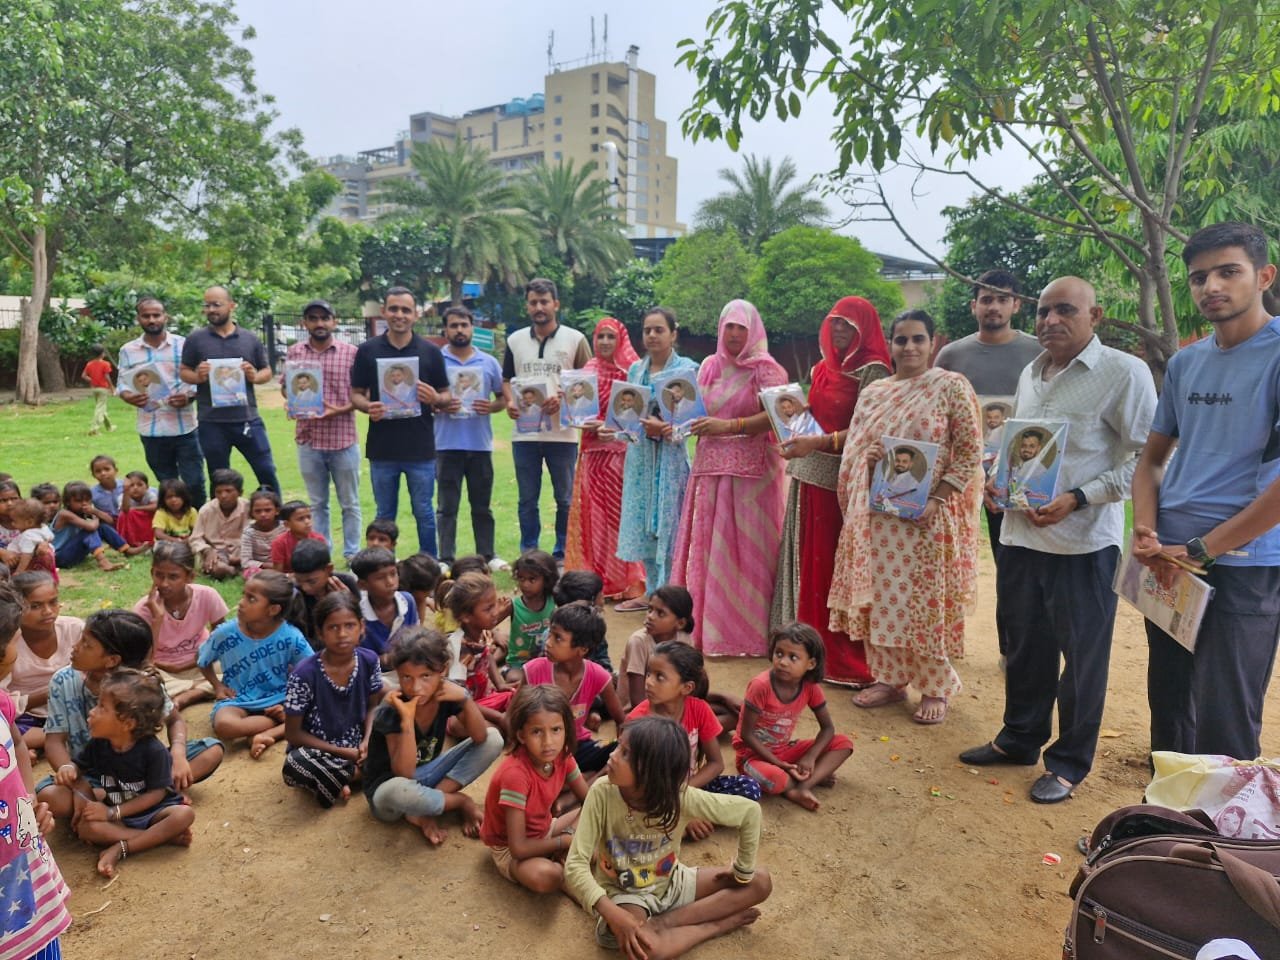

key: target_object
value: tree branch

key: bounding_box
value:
[1161,16,1226,223]
[1100,314,1173,355]
[1084,22,1156,212]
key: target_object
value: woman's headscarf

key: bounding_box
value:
[699,299,788,418]
[808,296,892,432]
[583,316,641,450]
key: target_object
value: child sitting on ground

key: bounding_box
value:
[6,497,57,579]
[189,468,248,579]
[65,668,197,878]
[269,500,325,574]
[152,479,197,543]
[115,470,159,547]
[564,716,771,957]
[239,488,284,578]
[197,571,311,759]
[289,539,359,649]
[443,572,517,733]
[133,541,227,710]
[37,609,224,818]
[364,518,398,553]
[553,570,614,673]
[507,550,558,670]
[523,602,625,775]
[432,554,503,636]
[351,547,419,670]
[31,484,61,526]
[362,627,503,845]
[398,552,442,625]
[283,592,386,808]
[4,572,81,752]
[481,683,589,892]
[734,622,854,812]
[0,579,72,959]
[0,478,22,560]
[88,453,125,527]
[52,481,132,570]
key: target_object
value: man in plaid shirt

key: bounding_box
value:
[281,300,362,560]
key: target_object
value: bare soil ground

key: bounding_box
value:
[44,553,1280,959]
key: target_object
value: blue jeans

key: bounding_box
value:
[297,443,362,559]
[370,459,437,556]
[368,728,503,820]
[140,431,208,507]
[512,441,578,558]
[197,418,280,494]
[54,528,105,568]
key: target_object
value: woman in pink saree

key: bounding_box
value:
[565,317,647,601]
[670,300,788,656]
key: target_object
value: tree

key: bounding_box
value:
[356,222,449,304]
[518,160,633,283]
[652,231,754,335]
[678,0,1280,379]
[693,155,828,252]
[380,139,538,305]
[603,259,660,324]
[749,227,903,338]
[0,0,297,403]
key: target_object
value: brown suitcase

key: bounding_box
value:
[1064,805,1280,959]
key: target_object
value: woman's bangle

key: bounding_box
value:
[928,495,947,505]
[830,432,840,452]
[736,417,745,434]
[111,805,121,822]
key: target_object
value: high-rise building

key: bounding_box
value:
[319,46,684,240]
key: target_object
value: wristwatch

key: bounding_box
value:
[1069,488,1088,510]
[1185,536,1215,568]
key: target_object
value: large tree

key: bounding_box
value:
[380,139,537,305]
[693,154,828,253]
[652,230,754,335]
[518,160,633,283]
[678,0,1280,379]
[0,0,297,403]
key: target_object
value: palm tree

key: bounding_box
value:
[379,138,538,304]
[518,159,633,282]
[693,154,829,252]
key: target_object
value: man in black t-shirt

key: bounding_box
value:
[350,287,450,556]
[179,286,280,493]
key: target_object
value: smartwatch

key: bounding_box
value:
[1186,536,1215,568]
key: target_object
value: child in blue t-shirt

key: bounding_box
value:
[197,572,311,760]
[351,547,418,669]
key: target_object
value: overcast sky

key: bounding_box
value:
[234,0,1038,260]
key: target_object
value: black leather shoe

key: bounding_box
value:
[958,742,1038,766]
[1030,772,1074,804]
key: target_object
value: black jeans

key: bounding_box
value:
[994,545,1119,784]
[435,450,495,562]
[140,431,208,507]
[1147,564,1280,761]
[197,418,280,494]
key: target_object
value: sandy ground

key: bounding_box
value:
[42,551,1280,960]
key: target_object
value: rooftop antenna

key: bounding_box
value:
[591,16,596,58]
[603,14,609,60]
[547,30,555,71]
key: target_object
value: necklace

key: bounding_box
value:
[541,761,554,774]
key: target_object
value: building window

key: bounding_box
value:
[637,159,649,173]
[554,151,562,160]
[554,116,562,126]
[636,208,648,222]
[554,94,562,103]
[591,103,600,117]
[554,133,562,142]
[591,143,599,152]
[637,142,649,157]
[591,126,599,135]
[637,121,650,140]
[592,73,600,95]
[636,192,649,206]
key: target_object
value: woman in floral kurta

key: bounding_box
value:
[827,310,983,724]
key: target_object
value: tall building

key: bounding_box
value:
[319,46,684,240]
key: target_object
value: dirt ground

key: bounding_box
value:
[43,551,1280,960]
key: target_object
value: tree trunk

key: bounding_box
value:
[15,223,46,405]
[37,335,67,392]
[451,276,463,306]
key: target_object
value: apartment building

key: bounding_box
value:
[320,46,684,240]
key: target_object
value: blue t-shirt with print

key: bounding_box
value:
[1152,317,1280,565]
[197,619,311,717]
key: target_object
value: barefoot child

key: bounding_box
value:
[115,470,159,547]
[282,592,386,807]
[564,716,772,957]
[38,609,225,819]
[523,602,625,774]
[553,570,614,672]
[362,627,503,844]
[239,488,284,577]
[65,668,196,877]
[4,572,82,752]
[0,580,72,959]
[197,572,310,759]
[617,586,696,711]
[189,468,248,579]
[52,481,130,570]
[733,623,854,812]
[133,542,227,710]
[152,479,197,543]
[481,683,590,892]
[444,572,517,732]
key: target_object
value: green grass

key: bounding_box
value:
[0,390,553,614]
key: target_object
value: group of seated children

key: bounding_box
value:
[0,476,854,958]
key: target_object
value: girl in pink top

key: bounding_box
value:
[5,572,81,752]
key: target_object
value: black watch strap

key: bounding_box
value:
[1186,536,1214,566]
[1069,488,1087,510]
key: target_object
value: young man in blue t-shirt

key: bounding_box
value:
[1132,221,1280,761]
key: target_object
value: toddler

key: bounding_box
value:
[443,572,516,731]
[115,470,159,547]
[6,497,57,579]
[152,479,197,543]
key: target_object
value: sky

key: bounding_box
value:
[233,0,1039,261]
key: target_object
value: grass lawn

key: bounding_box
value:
[0,389,554,612]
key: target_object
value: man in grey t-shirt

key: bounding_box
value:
[935,269,1043,663]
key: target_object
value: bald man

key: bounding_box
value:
[180,285,281,493]
[960,277,1156,805]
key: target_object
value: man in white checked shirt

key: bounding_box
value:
[959,277,1157,805]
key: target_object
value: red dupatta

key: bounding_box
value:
[582,316,640,452]
[808,296,892,433]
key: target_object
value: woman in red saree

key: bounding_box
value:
[565,317,646,601]
[773,297,891,685]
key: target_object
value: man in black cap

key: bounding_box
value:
[279,299,362,560]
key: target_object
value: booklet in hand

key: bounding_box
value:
[978,396,1014,475]
[122,363,172,412]
[1113,543,1214,653]
[868,436,938,520]
[653,371,703,440]
[761,383,822,443]
[991,419,1069,510]
[284,362,325,420]
[208,358,248,407]
[512,377,551,434]
[560,370,600,428]
[449,368,484,418]
[606,382,651,442]
[377,357,421,419]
